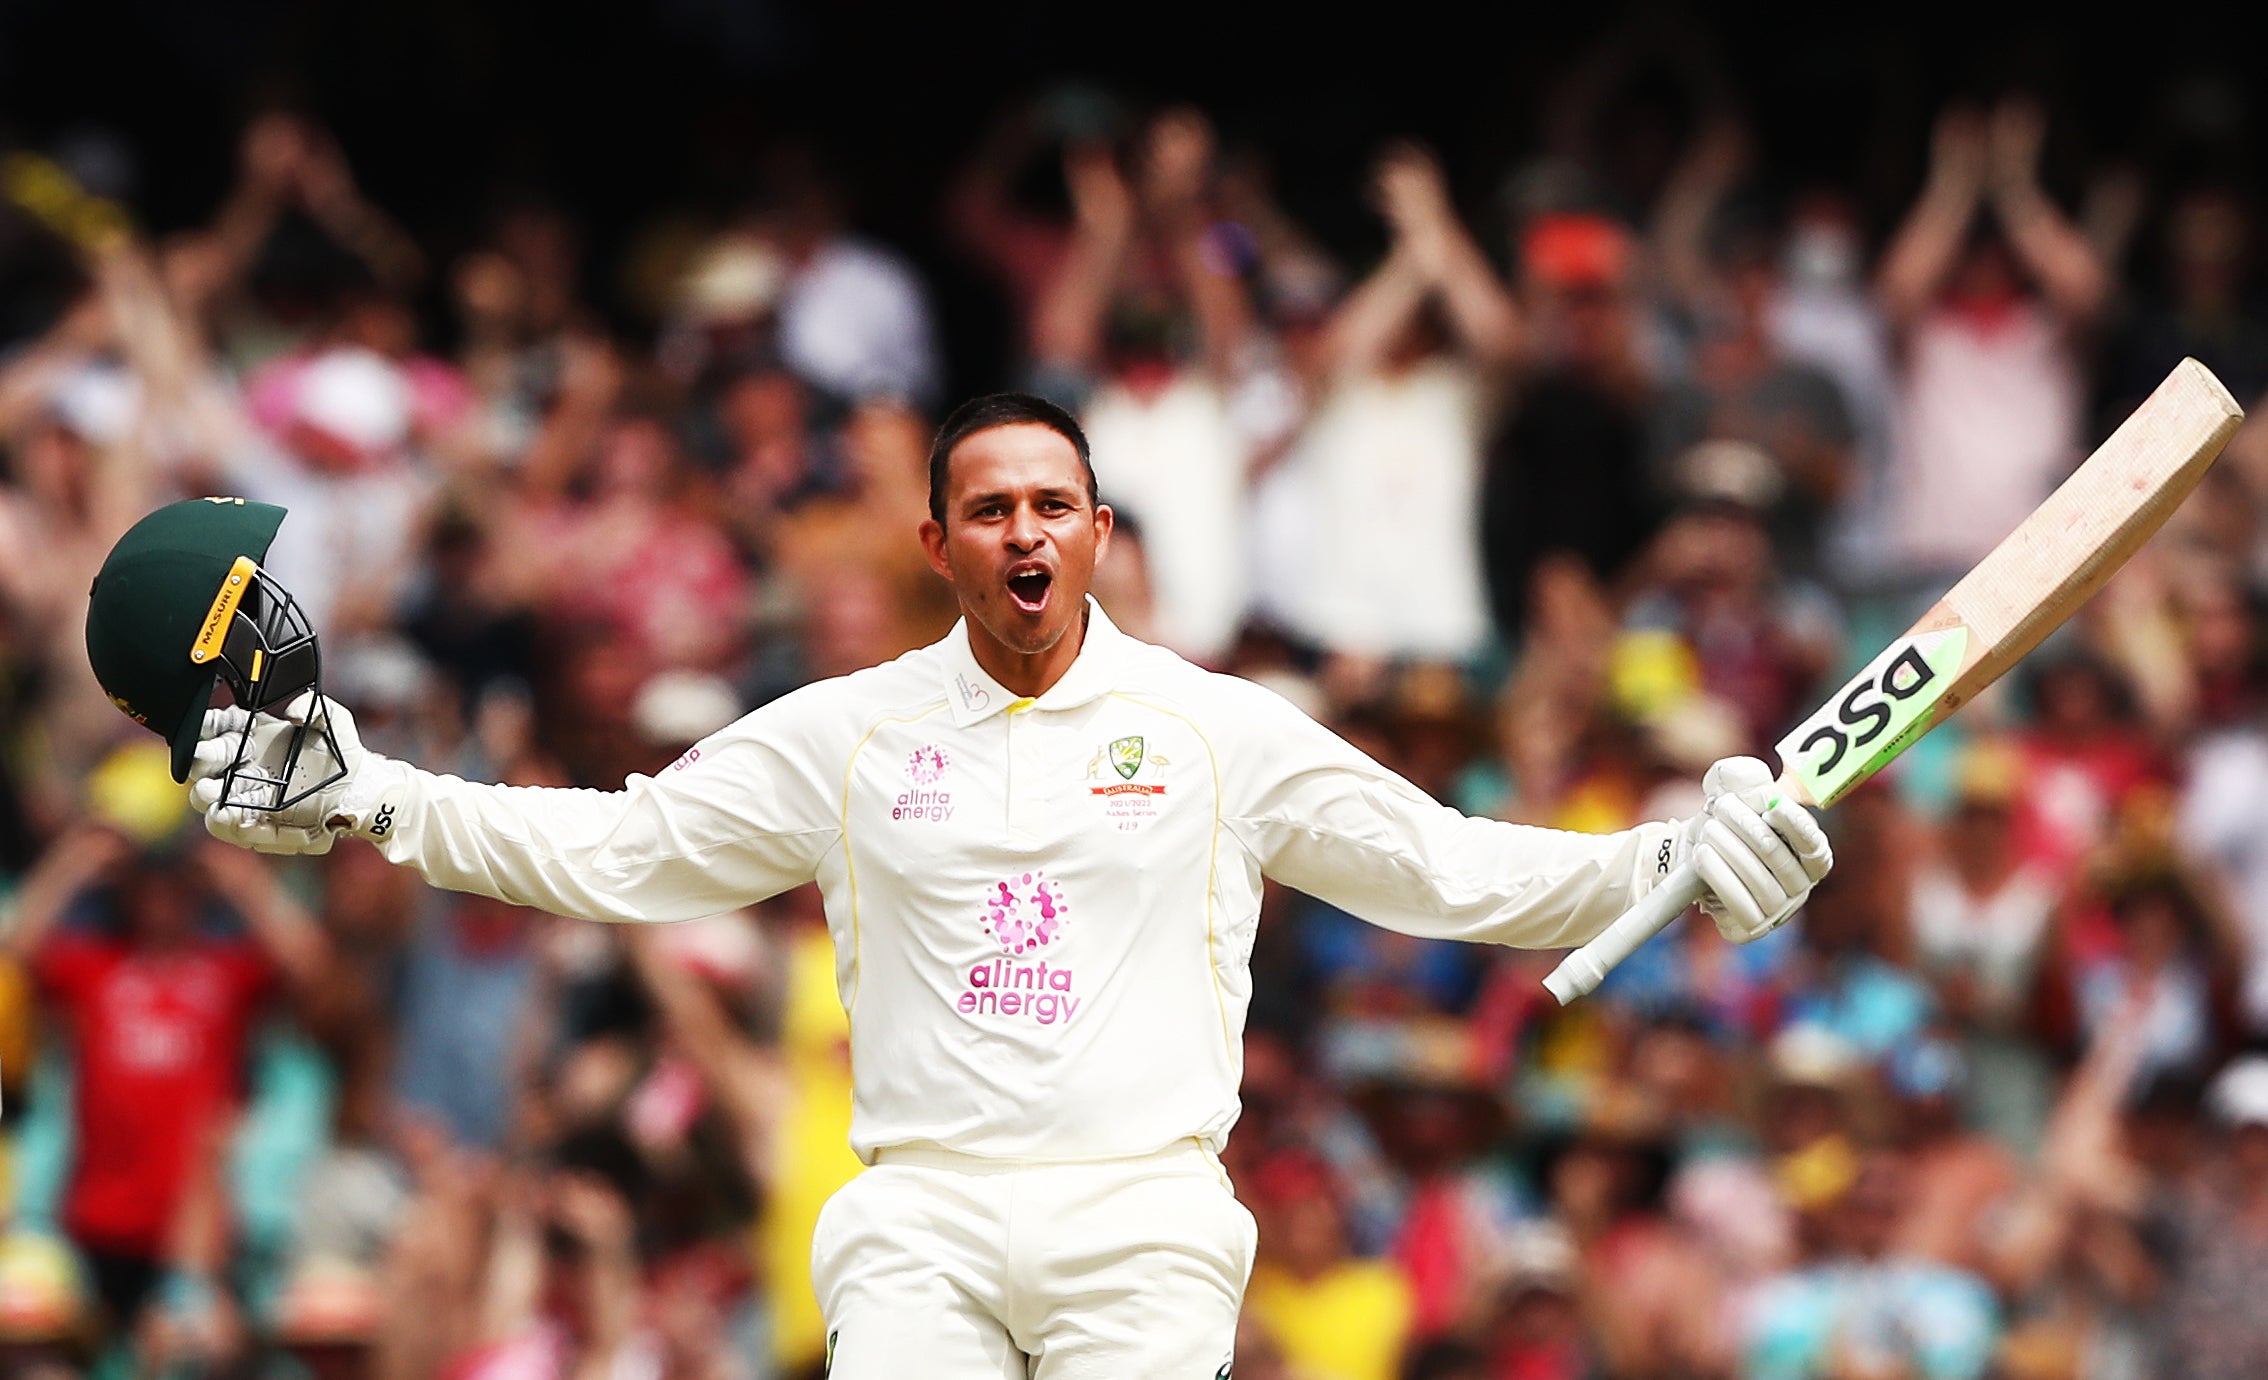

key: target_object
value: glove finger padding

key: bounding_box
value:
[1709,789,1815,898]
[205,804,334,855]
[1699,817,1793,914]
[1692,841,1769,938]
[1763,796,1834,882]
[189,731,245,787]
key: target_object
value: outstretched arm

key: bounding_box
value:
[1218,681,1677,949]
[624,926,785,1182]
[1029,144,1134,378]
[291,124,426,293]
[1381,145,1521,370]
[192,690,842,924]
[1653,120,1749,313]
[1143,109,1254,380]
[1984,97,2108,325]
[1221,684,1826,950]
[3,823,131,959]
[1320,145,1520,381]
[1877,107,1989,327]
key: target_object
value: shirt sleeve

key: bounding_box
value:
[1218,681,1677,950]
[361,685,845,923]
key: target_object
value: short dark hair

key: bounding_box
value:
[927,392,1097,522]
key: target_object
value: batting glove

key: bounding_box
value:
[1673,756,1833,943]
[188,693,403,855]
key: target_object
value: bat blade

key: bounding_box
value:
[1775,356,2243,810]
[1543,358,2244,1006]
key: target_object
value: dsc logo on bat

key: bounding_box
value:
[1778,626,1969,806]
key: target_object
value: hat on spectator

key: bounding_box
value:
[328,637,433,715]
[1332,1017,1512,1155]
[295,347,412,460]
[1774,1133,1861,1211]
[633,670,744,748]
[1609,629,1702,723]
[270,1255,383,1346]
[1886,1037,1969,1101]
[1492,1221,1579,1298]
[1519,213,1633,290]
[1673,439,1783,512]
[2209,1055,2268,1128]
[650,911,766,988]
[1767,1024,1862,1091]
[84,740,190,848]
[0,1231,87,1343]
[1638,692,1745,777]
[679,233,786,324]
[1953,737,2025,808]
[1249,1148,1343,1210]
[47,362,140,446]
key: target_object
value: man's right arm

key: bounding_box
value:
[193,689,843,924]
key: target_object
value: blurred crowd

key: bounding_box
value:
[8,36,2268,1380]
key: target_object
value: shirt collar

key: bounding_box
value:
[936,597,1132,727]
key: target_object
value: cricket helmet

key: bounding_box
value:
[85,497,343,809]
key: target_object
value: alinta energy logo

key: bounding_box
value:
[959,871,1081,1026]
[895,744,953,822]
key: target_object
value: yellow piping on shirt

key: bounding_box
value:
[1107,692,1233,1060]
[839,702,949,1030]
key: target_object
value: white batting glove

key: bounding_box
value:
[1673,756,1833,943]
[188,693,399,855]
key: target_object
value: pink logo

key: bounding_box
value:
[906,744,949,785]
[981,872,1069,955]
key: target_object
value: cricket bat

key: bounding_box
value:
[1542,357,2246,1005]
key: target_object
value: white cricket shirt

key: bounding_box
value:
[361,601,1676,1162]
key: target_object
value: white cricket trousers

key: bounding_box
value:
[811,1139,1256,1378]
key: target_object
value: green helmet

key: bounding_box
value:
[86,498,336,805]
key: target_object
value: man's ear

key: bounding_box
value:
[919,517,952,581]
[1092,503,1114,565]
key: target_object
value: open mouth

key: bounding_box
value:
[1006,565,1053,614]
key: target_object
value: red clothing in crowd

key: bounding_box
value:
[35,935,275,1255]
[2013,731,2162,881]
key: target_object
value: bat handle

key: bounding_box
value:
[1541,863,1705,1006]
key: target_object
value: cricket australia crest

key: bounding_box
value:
[1088,733,1170,831]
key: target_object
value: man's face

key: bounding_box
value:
[920,423,1111,658]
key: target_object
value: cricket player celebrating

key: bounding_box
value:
[100,394,1829,1377]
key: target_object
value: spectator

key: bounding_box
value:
[1910,739,2062,1150]
[1744,1152,2001,1380]
[11,49,2268,1380]
[1269,143,1518,665]
[6,822,327,1340]
[1652,124,1859,578]
[1245,1150,1415,1380]
[2135,1055,2268,1379]
[749,146,941,409]
[1876,99,2107,585]
[1480,212,1658,645]
[1041,107,1260,664]
[1886,1037,2022,1276]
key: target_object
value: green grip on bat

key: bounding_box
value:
[1776,627,1969,808]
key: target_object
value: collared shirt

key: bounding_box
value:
[365,602,1673,1162]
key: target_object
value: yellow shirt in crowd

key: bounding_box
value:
[1247,1258,1416,1380]
[760,925,864,1369]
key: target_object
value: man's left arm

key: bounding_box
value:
[1219,683,1829,949]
